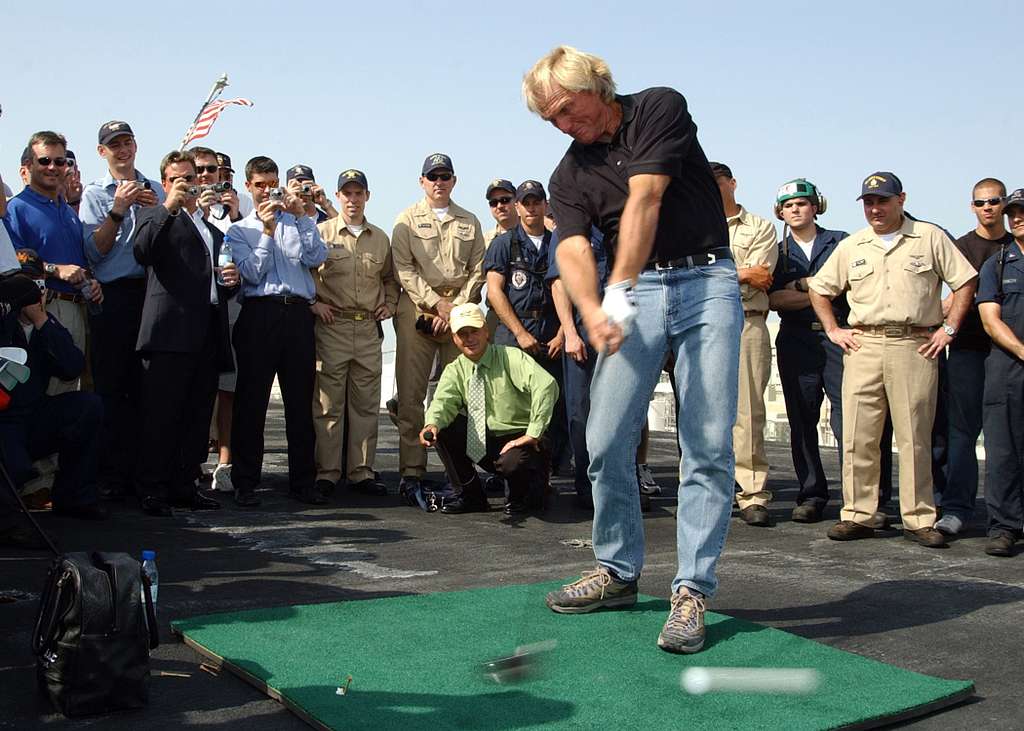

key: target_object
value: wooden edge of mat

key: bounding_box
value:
[171,626,331,731]
[836,683,975,731]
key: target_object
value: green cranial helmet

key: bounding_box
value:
[776,179,820,207]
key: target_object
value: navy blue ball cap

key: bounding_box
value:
[98,120,134,146]
[1003,188,1024,213]
[857,172,903,200]
[422,153,454,175]
[515,180,546,203]
[337,169,368,191]
[486,179,516,197]
[286,164,315,183]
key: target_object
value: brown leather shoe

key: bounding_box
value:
[984,532,1016,557]
[791,503,823,523]
[903,527,948,548]
[827,520,874,541]
[865,511,891,530]
[739,505,771,527]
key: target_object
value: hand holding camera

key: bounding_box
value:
[195,187,219,216]
[119,178,158,208]
[113,179,145,215]
[164,177,192,214]
[257,199,279,236]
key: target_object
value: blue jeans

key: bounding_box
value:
[940,348,987,521]
[587,261,742,597]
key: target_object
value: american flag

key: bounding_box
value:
[182,97,253,145]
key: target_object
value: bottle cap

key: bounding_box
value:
[142,550,156,561]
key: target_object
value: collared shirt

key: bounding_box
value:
[548,87,727,260]
[314,217,399,313]
[80,170,165,282]
[727,205,778,313]
[810,217,977,327]
[769,226,850,326]
[3,188,87,294]
[185,208,218,305]
[483,224,514,249]
[424,343,557,439]
[391,198,485,310]
[226,209,327,301]
[977,242,1024,309]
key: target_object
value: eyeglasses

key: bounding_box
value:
[425,172,453,182]
[488,196,513,207]
[35,156,69,168]
[195,164,219,174]
[973,197,1004,208]
[168,174,196,183]
[250,180,279,190]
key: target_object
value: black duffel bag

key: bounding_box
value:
[32,551,159,717]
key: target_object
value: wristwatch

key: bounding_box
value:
[942,322,957,337]
[44,262,58,277]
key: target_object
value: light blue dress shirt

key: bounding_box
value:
[226,209,327,301]
[80,170,165,282]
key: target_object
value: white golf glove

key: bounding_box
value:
[601,280,638,337]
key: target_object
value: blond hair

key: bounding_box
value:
[522,46,616,115]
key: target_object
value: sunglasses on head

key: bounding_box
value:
[425,172,453,182]
[36,156,69,168]
[195,164,219,174]
[488,196,513,207]
[973,197,1004,208]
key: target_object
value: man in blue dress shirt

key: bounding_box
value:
[80,120,163,500]
[226,156,328,507]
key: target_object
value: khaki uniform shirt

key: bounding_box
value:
[809,217,977,327]
[391,198,485,310]
[728,206,778,313]
[314,218,399,313]
[484,224,513,249]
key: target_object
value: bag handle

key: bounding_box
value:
[32,561,72,656]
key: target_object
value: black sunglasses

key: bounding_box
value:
[168,174,196,183]
[973,197,1004,207]
[36,156,69,168]
[425,172,453,182]
[488,196,513,207]
[195,164,219,174]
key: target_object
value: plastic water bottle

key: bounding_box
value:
[216,239,232,286]
[79,273,103,316]
[141,550,158,605]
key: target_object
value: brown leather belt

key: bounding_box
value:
[247,295,311,306]
[860,324,935,337]
[520,309,545,320]
[744,310,767,318]
[46,290,85,305]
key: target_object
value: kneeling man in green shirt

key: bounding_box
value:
[420,303,558,515]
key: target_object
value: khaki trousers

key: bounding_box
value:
[395,293,460,477]
[313,317,383,483]
[734,312,771,508]
[44,298,89,395]
[840,333,937,530]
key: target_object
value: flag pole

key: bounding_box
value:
[178,73,230,150]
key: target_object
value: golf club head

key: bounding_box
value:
[0,347,27,366]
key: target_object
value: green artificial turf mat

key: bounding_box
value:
[171,581,972,730]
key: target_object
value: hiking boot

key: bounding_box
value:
[903,527,948,548]
[657,588,707,654]
[545,567,638,614]
[791,503,823,523]
[985,532,1016,557]
[827,520,874,541]
[739,505,771,527]
[934,514,964,536]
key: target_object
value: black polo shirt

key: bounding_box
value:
[952,229,1011,352]
[548,87,727,263]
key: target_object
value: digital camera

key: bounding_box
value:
[269,187,286,201]
[118,179,151,190]
[301,184,314,195]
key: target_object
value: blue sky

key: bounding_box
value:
[2,2,1017,244]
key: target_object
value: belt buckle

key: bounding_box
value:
[706,253,717,265]
[810,322,823,331]
[883,326,903,338]
[353,312,365,321]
